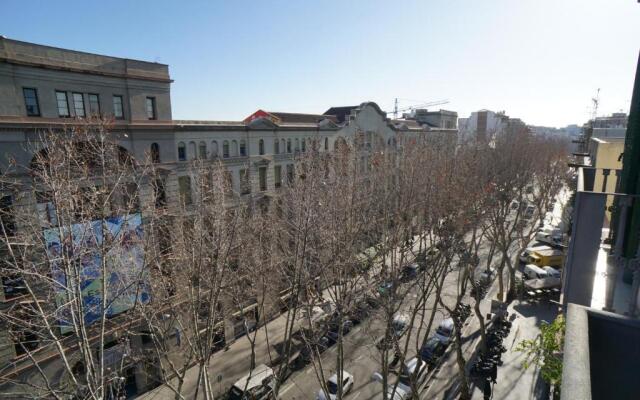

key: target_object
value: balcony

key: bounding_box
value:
[561,166,639,316]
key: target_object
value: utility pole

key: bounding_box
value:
[393,98,398,119]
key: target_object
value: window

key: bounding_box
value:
[178,142,186,161]
[302,139,306,153]
[88,94,100,115]
[199,142,207,159]
[56,91,70,117]
[259,139,265,155]
[146,97,156,120]
[240,169,251,195]
[178,176,192,205]
[121,182,140,212]
[189,142,196,160]
[36,192,57,227]
[295,139,300,152]
[223,141,230,158]
[72,93,85,117]
[259,167,267,191]
[286,164,294,184]
[274,139,280,154]
[274,165,282,188]
[113,95,124,119]
[22,88,40,116]
[281,139,286,154]
[240,140,246,157]
[211,141,218,157]
[224,171,233,193]
[154,177,167,207]
[324,137,329,151]
[232,140,238,157]
[287,139,292,153]
[0,195,16,237]
[151,143,161,163]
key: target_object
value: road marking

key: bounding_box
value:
[280,383,294,395]
[352,391,361,400]
[306,368,314,375]
[355,355,364,362]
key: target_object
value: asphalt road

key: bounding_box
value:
[279,242,496,400]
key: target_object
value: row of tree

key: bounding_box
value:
[0,121,569,399]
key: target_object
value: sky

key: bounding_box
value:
[3,0,639,127]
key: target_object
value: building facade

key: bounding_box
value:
[0,37,456,397]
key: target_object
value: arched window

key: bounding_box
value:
[240,140,247,156]
[259,139,265,155]
[211,141,218,157]
[301,138,306,153]
[178,142,186,161]
[231,140,238,157]
[198,141,207,159]
[274,139,280,154]
[324,137,329,151]
[287,139,292,153]
[295,138,300,152]
[151,142,160,163]
[281,139,286,153]
[223,140,230,158]
[188,141,196,160]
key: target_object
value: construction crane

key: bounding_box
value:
[392,98,450,119]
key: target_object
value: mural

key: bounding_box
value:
[44,214,149,333]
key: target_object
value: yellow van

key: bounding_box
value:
[527,248,564,268]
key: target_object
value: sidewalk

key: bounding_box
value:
[470,298,557,400]
[423,293,559,400]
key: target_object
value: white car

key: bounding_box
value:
[542,266,561,278]
[535,232,562,247]
[317,372,354,400]
[392,313,410,336]
[396,357,428,395]
[385,385,410,400]
[434,318,454,346]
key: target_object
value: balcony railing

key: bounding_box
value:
[562,166,639,316]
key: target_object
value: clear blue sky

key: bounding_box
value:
[3,0,639,127]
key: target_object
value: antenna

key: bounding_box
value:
[591,88,600,121]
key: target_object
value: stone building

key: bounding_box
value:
[0,37,456,397]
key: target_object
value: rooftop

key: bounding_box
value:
[0,36,171,82]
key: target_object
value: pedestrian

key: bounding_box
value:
[483,377,492,400]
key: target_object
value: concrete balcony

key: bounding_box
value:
[562,167,639,316]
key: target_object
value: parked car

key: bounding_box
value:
[524,264,548,280]
[401,263,419,280]
[350,300,372,324]
[519,244,552,263]
[396,357,429,396]
[316,372,354,400]
[523,205,536,219]
[378,281,395,296]
[326,318,354,343]
[298,306,329,329]
[527,248,565,268]
[535,231,563,247]
[228,364,275,400]
[384,385,409,400]
[392,314,410,336]
[434,318,454,346]
[420,336,447,367]
[542,266,561,278]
